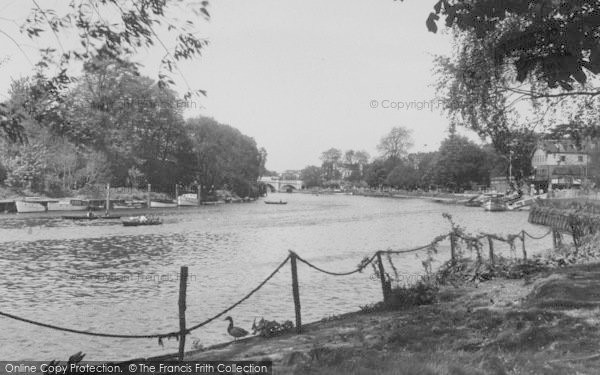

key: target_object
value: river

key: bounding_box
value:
[0,193,552,360]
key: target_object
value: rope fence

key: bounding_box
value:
[0,227,556,359]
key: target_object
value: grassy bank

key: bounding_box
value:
[183,248,600,374]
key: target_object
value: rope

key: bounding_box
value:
[185,255,291,333]
[523,230,553,240]
[382,234,450,254]
[295,253,378,276]
[0,226,553,340]
[0,256,291,339]
[0,310,178,339]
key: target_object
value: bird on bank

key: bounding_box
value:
[224,316,249,341]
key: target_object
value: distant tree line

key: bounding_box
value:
[301,126,529,192]
[0,58,265,198]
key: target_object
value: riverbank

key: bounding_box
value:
[178,260,600,374]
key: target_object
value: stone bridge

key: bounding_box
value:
[259,177,304,192]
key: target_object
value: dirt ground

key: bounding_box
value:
[182,263,600,374]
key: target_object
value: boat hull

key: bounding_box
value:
[62,215,122,220]
[177,194,198,206]
[150,200,177,208]
[15,200,47,213]
[483,199,507,212]
[122,216,162,226]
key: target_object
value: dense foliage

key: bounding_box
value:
[302,127,507,192]
[0,63,262,198]
[0,0,210,142]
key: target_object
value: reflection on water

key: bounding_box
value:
[0,194,552,360]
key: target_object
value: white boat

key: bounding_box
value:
[177,193,198,206]
[482,195,507,212]
[47,200,87,211]
[150,199,177,208]
[506,193,547,211]
[15,198,58,213]
[113,200,146,209]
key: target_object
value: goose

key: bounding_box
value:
[224,316,249,341]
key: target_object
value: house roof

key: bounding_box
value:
[536,139,598,154]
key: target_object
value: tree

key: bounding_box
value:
[386,162,419,190]
[425,0,600,96]
[377,127,413,161]
[186,117,261,197]
[320,148,342,181]
[300,166,322,188]
[364,159,395,188]
[1,1,210,142]
[432,135,489,191]
[258,147,268,178]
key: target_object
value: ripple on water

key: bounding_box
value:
[0,195,553,360]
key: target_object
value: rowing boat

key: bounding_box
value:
[122,216,162,226]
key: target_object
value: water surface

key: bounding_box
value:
[0,193,552,360]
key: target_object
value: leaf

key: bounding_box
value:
[426,13,439,33]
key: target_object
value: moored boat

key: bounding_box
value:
[506,193,547,211]
[482,195,507,212]
[15,198,59,213]
[177,193,198,206]
[150,199,177,208]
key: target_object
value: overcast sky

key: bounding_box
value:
[0,0,465,172]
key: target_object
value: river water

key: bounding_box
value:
[0,193,552,360]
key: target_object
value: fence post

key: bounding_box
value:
[175,184,179,203]
[450,233,456,265]
[147,183,152,209]
[376,251,390,303]
[105,183,110,215]
[289,251,302,333]
[521,231,527,260]
[487,236,494,266]
[178,266,188,361]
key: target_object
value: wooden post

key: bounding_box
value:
[147,183,152,208]
[178,266,188,361]
[376,251,390,303]
[289,251,302,333]
[197,185,201,206]
[552,229,557,250]
[450,233,456,265]
[105,183,110,215]
[487,235,494,266]
[521,231,527,260]
[175,184,179,204]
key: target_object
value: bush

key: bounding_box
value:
[385,281,438,310]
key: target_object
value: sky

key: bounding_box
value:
[0,0,470,172]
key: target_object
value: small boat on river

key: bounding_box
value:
[62,214,122,220]
[122,215,162,226]
[265,200,287,205]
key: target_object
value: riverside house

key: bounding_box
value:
[531,140,595,191]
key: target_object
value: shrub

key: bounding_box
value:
[385,281,438,310]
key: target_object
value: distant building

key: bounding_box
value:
[531,140,595,190]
